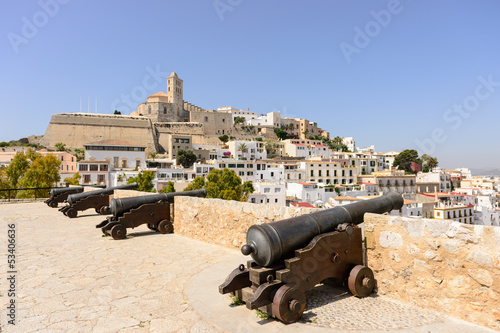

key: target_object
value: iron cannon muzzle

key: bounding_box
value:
[242,192,404,267]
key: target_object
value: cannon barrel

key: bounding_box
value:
[109,189,207,216]
[50,186,83,197]
[66,183,138,204]
[241,192,404,267]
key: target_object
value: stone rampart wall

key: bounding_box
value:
[41,113,156,151]
[174,196,317,249]
[113,189,158,199]
[364,213,499,330]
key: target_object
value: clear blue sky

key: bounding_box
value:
[1,0,499,169]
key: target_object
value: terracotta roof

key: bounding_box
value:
[296,182,315,186]
[148,91,168,98]
[291,202,315,208]
[404,199,417,204]
[85,139,144,147]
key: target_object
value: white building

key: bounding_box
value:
[228,141,267,160]
[218,106,258,124]
[248,182,286,206]
[286,182,336,205]
[416,171,451,193]
[283,139,331,158]
[342,137,355,152]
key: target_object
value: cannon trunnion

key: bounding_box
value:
[219,192,403,324]
[45,187,83,208]
[59,183,138,218]
[96,189,207,240]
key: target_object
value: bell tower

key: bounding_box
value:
[166,72,183,117]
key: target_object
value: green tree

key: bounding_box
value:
[241,181,255,202]
[0,169,10,199]
[427,157,439,170]
[450,181,455,192]
[17,154,61,198]
[127,171,155,192]
[183,176,205,191]
[233,116,245,125]
[5,151,30,188]
[55,142,68,152]
[74,148,85,162]
[218,135,229,144]
[393,149,421,173]
[274,127,288,140]
[159,181,176,193]
[205,168,242,201]
[64,172,81,185]
[114,110,121,115]
[176,149,197,168]
[237,143,248,157]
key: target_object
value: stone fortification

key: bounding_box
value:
[41,113,157,151]
[364,213,499,330]
[174,196,317,250]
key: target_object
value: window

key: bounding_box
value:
[83,175,90,183]
[239,171,245,176]
[136,160,141,168]
[79,164,88,171]
[204,116,208,122]
[164,106,167,114]
[275,188,281,192]
[275,199,278,203]
[98,175,105,183]
[113,157,119,168]
[326,170,330,177]
[237,164,245,168]
[121,160,127,168]
[264,188,270,193]
[228,164,236,168]
[247,164,253,168]
[90,164,98,171]
[310,170,314,177]
[100,164,108,171]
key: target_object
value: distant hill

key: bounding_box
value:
[471,168,500,176]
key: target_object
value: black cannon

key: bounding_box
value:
[59,183,138,218]
[96,189,207,240]
[219,192,403,323]
[45,186,84,208]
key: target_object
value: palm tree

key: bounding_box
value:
[238,143,248,153]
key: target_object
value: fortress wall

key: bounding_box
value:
[41,113,156,151]
[364,213,500,330]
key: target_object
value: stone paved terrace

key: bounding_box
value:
[0,202,496,333]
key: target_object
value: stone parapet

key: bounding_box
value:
[364,213,500,330]
[174,196,317,250]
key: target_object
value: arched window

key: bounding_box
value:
[164,106,167,114]
[148,105,151,114]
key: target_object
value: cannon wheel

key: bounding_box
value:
[110,224,126,240]
[147,224,157,231]
[67,208,77,219]
[99,206,108,215]
[348,265,375,298]
[95,207,101,214]
[49,201,58,208]
[272,284,306,324]
[157,220,173,234]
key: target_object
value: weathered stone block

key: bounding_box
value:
[467,251,493,267]
[379,231,403,249]
[468,269,493,287]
